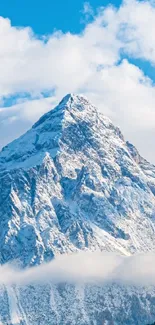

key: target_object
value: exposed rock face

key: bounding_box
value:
[0,94,155,324]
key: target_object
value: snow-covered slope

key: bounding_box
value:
[1,283,155,325]
[1,94,155,324]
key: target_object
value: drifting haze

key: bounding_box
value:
[1,252,155,288]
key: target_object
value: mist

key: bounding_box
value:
[1,251,155,288]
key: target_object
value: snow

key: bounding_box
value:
[0,94,155,323]
[7,286,21,325]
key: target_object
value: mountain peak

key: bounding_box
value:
[58,93,76,105]
[0,94,124,171]
[58,93,90,107]
[1,95,155,324]
[32,93,93,130]
[0,94,155,262]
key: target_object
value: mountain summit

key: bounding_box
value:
[1,94,155,324]
[0,93,115,170]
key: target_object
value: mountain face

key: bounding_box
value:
[1,94,155,324]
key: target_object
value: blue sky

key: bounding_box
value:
[0,0,155,162]
[0,0,122,34]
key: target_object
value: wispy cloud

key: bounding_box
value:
[1,252,155,287]
[81,2,94,22]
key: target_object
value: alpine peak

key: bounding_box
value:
[0,94,155,323]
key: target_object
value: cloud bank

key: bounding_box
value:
[1,252,155,288]
[1,0,155,162]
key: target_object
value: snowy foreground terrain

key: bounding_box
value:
[0,94,155,324]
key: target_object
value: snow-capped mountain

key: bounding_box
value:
[1,94,155,324]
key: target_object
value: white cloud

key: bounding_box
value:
[84,60,155,155]
[0,15,119,97]
[1,0,155,161]
[1,252,155,287]
[117,0,155,63]
[82,2,94,20]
